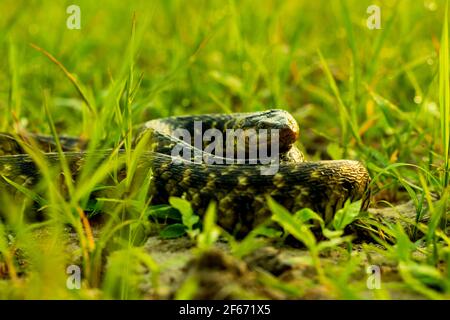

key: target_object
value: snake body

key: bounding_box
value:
[0,110,370,233]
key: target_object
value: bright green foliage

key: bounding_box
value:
[0,0,449,300]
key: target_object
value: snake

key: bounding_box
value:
[0,109,371,234]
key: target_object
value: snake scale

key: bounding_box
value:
[0,109,371,234]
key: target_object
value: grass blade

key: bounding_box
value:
[439,0,450,188]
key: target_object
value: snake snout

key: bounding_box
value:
[244,110,300,152]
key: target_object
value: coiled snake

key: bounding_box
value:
[0,110,370,234]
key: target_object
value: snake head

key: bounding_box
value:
[236,109,300,152]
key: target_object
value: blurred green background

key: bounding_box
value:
[0,0,443,163]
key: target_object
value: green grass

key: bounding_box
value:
[0,0,449,299]
[440,1,450,189]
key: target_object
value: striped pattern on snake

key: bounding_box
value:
[0,109,370,234]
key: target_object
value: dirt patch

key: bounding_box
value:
[139,234,427,299]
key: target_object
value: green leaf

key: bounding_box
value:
[230,236,266,259]
[197,202,220,250]
[253,227,283,238]
[146,204,181,221]
[169,197,199,229]
[294,208,324,225]
[439,0,450,187]
[403,263,445,289]
[160,223,187,239]
[267,196,316,249]
[332,200,362,230]
[392,224,416,262]
[1,175,47,206]
[0,223,8,253]
[175,276,199,300]
[322,228,344,239]
[316,236,353,252]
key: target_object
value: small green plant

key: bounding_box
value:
[160,197,200,239]
[196,201,220,251]
[332,200,362,231]
[267,196,354,285]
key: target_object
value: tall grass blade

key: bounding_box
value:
[439,0,450,188]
